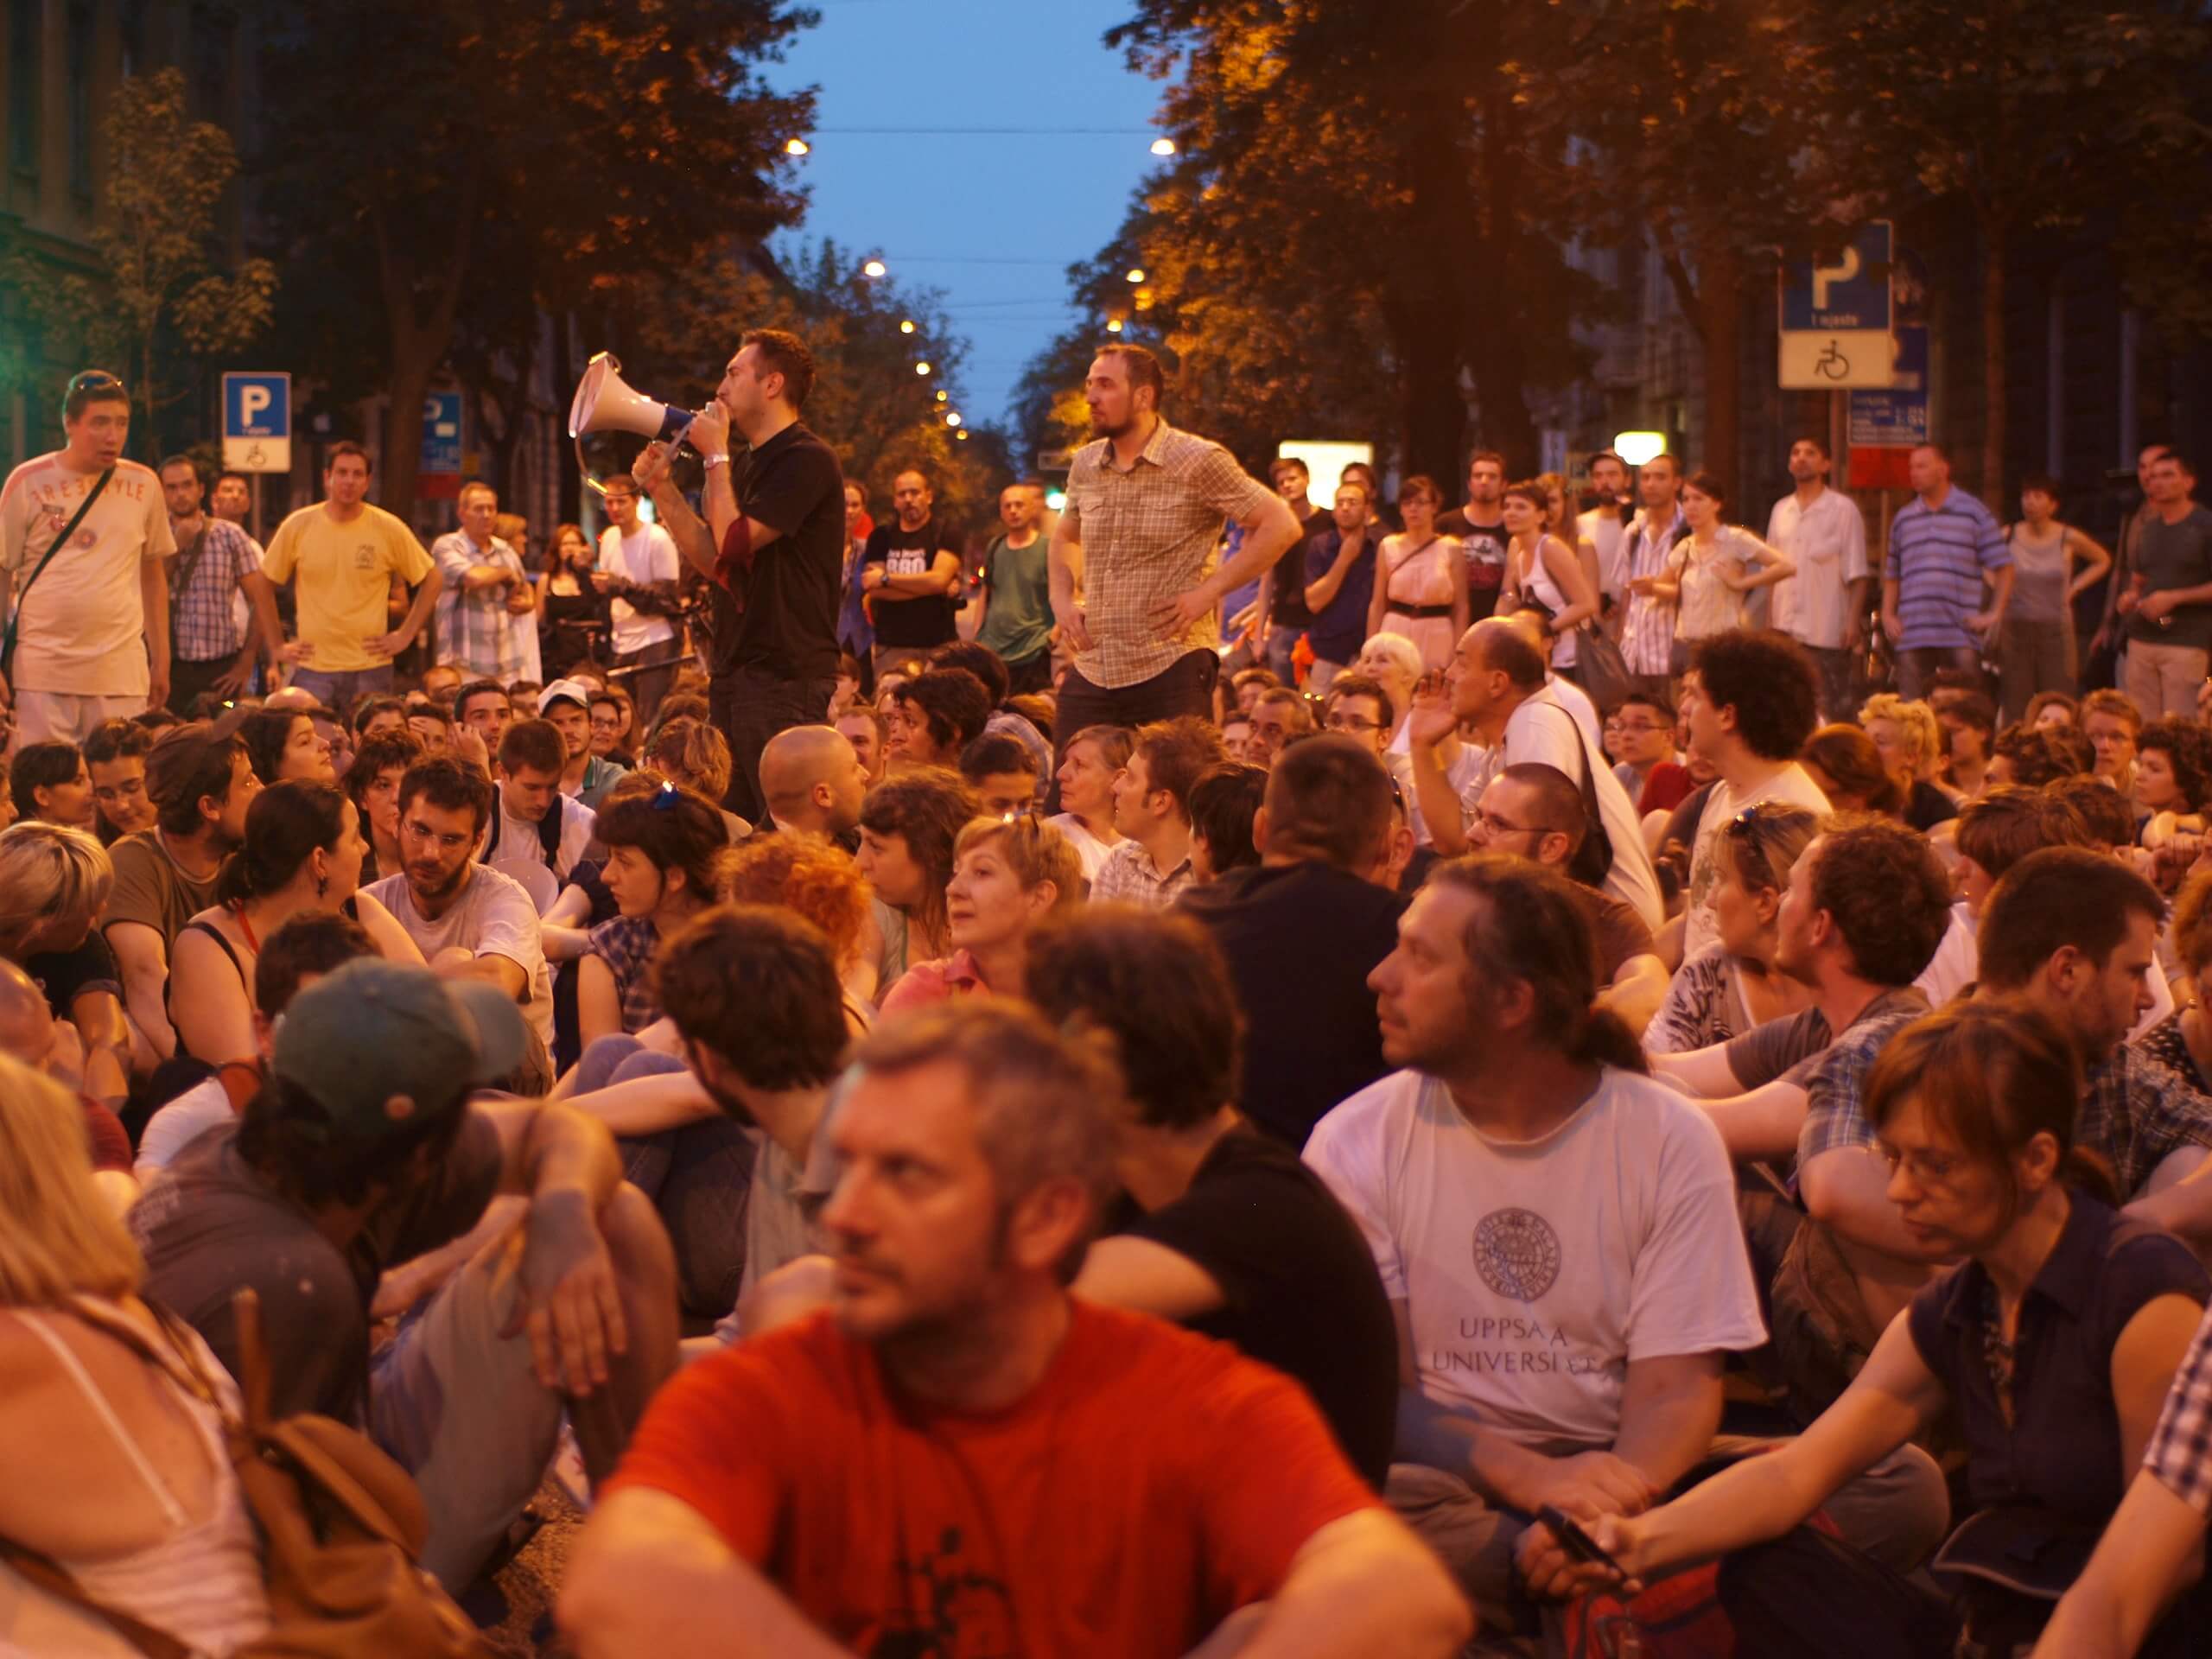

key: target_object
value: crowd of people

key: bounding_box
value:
[3,341,2212,1656]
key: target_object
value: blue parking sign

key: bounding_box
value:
[1781,222,1893,334]
[421,391,463,475]
[221,372,291,472]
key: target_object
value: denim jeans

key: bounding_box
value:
[289,664,394,719]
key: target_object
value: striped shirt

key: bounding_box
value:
[431,531,525,678]
[1620,508,1684,676]
[168,518,261,663]
[2146,1299,2212,1513]
[1883,486,2009,652]
[1061,420,1276,689]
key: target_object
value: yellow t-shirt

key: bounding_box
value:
[261,501,434,673]
[0,454,174,695]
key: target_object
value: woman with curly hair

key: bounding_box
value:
[1859,692,1955,831]
[722,832,878,1027]
[2133,715,2212,847]
[1987,720,2094,789]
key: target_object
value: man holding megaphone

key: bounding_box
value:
[630,329,846,823]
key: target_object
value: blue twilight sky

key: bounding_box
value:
[762,0,1170,438]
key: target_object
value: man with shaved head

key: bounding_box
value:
[754,723,868,845]
[859,467,963,680]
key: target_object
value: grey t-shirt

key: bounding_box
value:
[1725,1007,1831,1091]
[2127,505,2212,650]
[131,1113,502,1427]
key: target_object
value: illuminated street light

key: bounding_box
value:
[1046,489,1068,511]
[1613,429,1667,467]
[899,319,915,334]
[1106,318,1124,334]
[784,137,810,156]
[1150,137,1176,156]
[914,361,931,376]
[956,429,969,442]
[862,258,887,278]
[1125,268,1146,283]
[945,412,962,428]
[935,390,948,403]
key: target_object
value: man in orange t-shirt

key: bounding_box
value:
[561,1000,1471,1659]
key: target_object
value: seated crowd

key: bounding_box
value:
[15,607,2212,1659]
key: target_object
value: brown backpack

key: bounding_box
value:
[0,1288,486,1658]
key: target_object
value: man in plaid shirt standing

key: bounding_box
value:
[1046,344,1300,772]
[158,454,283,715]
[432,480,530,683]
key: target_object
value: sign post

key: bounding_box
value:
[1847,325,1929,490]
[1778,222,1895,391]
[419,391,464,501]
[221,372,291,475]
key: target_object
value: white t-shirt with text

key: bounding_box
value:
[1306,1065,1766,1456]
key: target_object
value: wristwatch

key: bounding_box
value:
[702,453,731,469]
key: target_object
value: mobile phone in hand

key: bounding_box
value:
[1536,1504,1627,1580]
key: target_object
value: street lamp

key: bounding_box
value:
[945,412,962,428]
[1150,137,1176,156]
[1106,318,1124,334]
[935,390,948,403]
[1612,429,1667,467]
[914,361,931,376]
[1125,268,1146,283]
[784,137,810,156]
[899,319,915,334]
[862,258,887,278]
[956,429,969,442]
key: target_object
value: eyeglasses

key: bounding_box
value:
[1325,714,1384,734]
[67,370,124,395]
[1474,809,1543,838]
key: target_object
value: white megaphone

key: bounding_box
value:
[568,352,699,497]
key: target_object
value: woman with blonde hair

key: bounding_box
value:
[643,716,751,842]
[880,815,1083,1012]
[1860,691,1959,831]
[0,820,133,1098]
[0,1051,270,1655]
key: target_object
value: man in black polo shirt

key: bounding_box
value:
[1028,904,1399,1489]
[1179,732,1407,1148]
[859,467,963,680]
[634,328,845,823]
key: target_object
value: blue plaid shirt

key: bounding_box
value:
[2148,1299,2212,1514]
[1795,988,1931,1167]
[431,531,524,678]
[168,518,261,663]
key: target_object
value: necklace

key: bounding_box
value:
[1979,1280,2018,1427]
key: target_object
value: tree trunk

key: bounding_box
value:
[1980,213,2006,501]
[1461,77,1538,470]
[1694,235,1743,485]
[1382,294,1471,481]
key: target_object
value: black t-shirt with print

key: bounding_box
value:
[862,516,965,650]
[1122,1125,1399,1487]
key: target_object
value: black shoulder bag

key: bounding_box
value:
[3,467,114,685]
[1548,701,1617,889]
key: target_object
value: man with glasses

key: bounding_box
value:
[1467,762,1668,1035]
[1609,691,1679,804]
[0,370,175,741]
[1322,672,1395,756]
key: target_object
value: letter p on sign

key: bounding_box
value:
[240,385,271,424]
[1812,246,1862,312]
